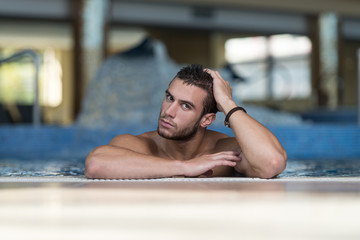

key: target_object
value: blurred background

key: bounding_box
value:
[0,0,359,126]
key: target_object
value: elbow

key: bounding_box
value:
[85,147,104,179]
[85,155,98,179]
[85,159,98,179]
[259,149,287,179]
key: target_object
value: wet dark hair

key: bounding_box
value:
[172,64,218,115]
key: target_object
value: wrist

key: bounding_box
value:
[224,106,247,128]
[175,160,189,176]
[221,101,237,115]
[177,160,196,177]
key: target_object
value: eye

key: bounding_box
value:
[181,103,191,110]
[166,94,174,102]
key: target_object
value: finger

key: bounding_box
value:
[215,160,238,167]
[203,68,212,75]
[212,153,242,162]
[204,69,220,79]
[223,152,242,161]
[208,70,224,81]
[215,151,242,157]
[224,155,242,162]
[214,70,222,79]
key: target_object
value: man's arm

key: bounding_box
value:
[85,135,180,179]
[85,134,241,179]
[206,69,287,179]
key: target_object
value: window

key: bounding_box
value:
[0,48,63,107]
[225,34,311,101]
[41,48,63,107]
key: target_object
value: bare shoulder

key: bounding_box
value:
[206,130,239,152]
[108,131,159,154]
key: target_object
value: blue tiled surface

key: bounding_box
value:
[0,124,360,160]
[0,125,77,159]
[269,125,360,160]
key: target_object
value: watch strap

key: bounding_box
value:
[224,106,247,128]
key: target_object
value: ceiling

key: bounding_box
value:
[0,0,359,19]
[0,0,359,39]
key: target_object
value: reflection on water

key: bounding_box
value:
[0,158,359,177]
[0,158,85,177]
[278,159,360,177]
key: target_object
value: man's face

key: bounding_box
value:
[157,78,207,141]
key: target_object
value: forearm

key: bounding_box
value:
[224,102,287,178]
[85,145,185,179]
[205,68,286,178]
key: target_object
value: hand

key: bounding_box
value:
[182,151,242,177]
[204,69,236,113]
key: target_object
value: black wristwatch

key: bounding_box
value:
[224,106,247,128]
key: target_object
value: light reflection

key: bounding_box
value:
[225,34,312,100]
[41,48,63,107]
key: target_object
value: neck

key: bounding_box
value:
[162,128,207,160]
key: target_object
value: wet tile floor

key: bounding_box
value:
[0,176,359,240]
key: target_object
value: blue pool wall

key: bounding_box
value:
[1,124,360,161]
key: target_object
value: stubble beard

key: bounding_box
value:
[157,113,202,141]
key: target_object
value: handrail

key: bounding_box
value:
[0,49,41,126]
[358,48,360,125]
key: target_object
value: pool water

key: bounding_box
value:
[0,158,85,177]
[0,158,359,177]
[279,159,360,177]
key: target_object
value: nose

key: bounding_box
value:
[164,102,177,118]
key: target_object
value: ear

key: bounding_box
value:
[200,113,216,128]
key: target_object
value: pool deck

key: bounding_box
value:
[0,176,359,240]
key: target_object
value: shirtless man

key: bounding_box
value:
[85,64,287,179]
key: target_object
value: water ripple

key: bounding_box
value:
[0,158,359,177]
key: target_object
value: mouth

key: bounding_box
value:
[160,118,174,128]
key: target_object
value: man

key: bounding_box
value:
[85,64,287,179]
